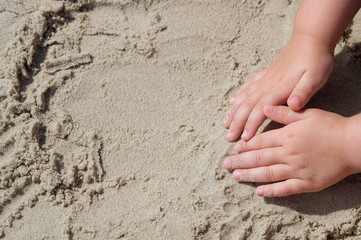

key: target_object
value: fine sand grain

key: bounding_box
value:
[1,0,361,239]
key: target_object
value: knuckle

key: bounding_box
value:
[254,151,263,165]
[233,96,243,106]
[283,107,291,119]
[277,107,291,122]
[243,95,255,108]
[280,182,293,196]
[285,131,295,142]
[228,108,236,118]
[256,135,264,148]
[254,102,265,112]
[296,85,312,98]
[245,84,257,96]
[232,112,245,127]
[264,168,274,181]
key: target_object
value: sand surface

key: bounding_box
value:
[1,0,361,239]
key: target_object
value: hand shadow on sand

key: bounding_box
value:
[261,42,361,215]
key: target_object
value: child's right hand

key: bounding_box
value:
[224,33,334,142]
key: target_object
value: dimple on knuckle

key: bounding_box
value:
[285,131,294,140]
[254,102,265,111]
[294,159,308,170]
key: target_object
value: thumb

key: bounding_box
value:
[264,105,304,125]
[287,72,324,111]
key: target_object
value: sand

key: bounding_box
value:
[1,0,361,239]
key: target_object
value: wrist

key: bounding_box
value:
[344,115,361,173]
[290,30,335,55]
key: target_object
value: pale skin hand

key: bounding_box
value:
[224,35,333,142]
[224,0,361,142]
[223,105,361,197]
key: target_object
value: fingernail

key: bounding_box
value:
[241,130,248,140]
[234,143,241,152]
[226,131,235,140]
[224,116,231,125]
[223,159,231,169]
[233,170,241,180]
[289,97,302,108]
[264,105,275,114]
[256,186,265,196]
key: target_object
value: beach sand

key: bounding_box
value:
[1,0,361,239]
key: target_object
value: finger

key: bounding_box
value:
[233,164,291,183]
[256,179,308,197]
[225,82,255,128]
[264,105,304,125]
[225,69,269,127]
[234,129,282,153]
[226,100,254,141]
[229,82,250,105]
[224,94,246,128]
[241,90,288,141]
[224,148,283,171]
[230,69,268,104]
[287,71,326,110]
[240,107,267,142]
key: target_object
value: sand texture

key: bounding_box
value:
[1,0,361,239]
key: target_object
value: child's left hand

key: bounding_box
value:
[223,105,359,197]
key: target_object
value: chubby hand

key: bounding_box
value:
[224,105,358,197]
[224,34,334,142]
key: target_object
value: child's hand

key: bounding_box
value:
[224,34,334,142]
[223,105,358,197]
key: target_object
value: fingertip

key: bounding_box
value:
[229,97,235,104]
[234,142,242,153]
[223,116,232,128]
[242,129,256,142]
[240,130,249,140]
[233,170,241,181]
[263,105,277,119]
[256,186,265,197]
[226,131,235,142]
[288,96,303,110]
[223,118,229,128]
[263,105,275,116]
[223,158,232,170]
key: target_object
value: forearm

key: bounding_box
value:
[293,0,361,51]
